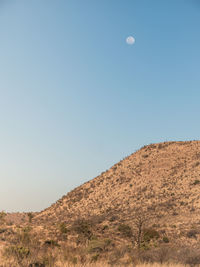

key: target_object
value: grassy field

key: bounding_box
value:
[0,263,191,267]
[51,263,191,267]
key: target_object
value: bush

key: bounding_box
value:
[17,226,32,245]
[44,239,59,247]
[0,228,6,234]
[143,228,160,242]
[91,253,99,262]
[71,257,77,264]
[162,236,169,243]
[109,215,118,222]
[72,219,93,239]
[59,222,69,234]
[27,212,34,223]
[29,262,45,267]
[102,225,108,231]
[185,254,200,265]
[88,239,111,253]
[193,179,200,185]
[118,224,132,238]
[4,245,30,262]
[187,229,198,239]
[139,246,172,264]
[0,211,6,224]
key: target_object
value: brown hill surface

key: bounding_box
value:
[35,141,200,228]
[1,140,200,266]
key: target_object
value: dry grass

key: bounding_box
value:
[53,263,190,267]
[135,265,188,267]
[1,141,200,266]
[0,260,191,267]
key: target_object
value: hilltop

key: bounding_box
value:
[1,141,200,266]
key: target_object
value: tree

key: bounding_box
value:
[132,207,152,249]
[27,212,34,223]
[0,211,6,224]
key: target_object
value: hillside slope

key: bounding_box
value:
[35,141,200,232]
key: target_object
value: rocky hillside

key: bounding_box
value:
[35,141,200,229]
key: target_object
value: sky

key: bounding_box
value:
[0,0,200,212]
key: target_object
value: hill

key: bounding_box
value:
[36,141,200,226]
[1,141,200,266]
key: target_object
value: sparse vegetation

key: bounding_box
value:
[27,212,34,223]
[186,229,198,239]
[72,219,93,239]
[143,228,160,242]
[192,179,200,185]
[162,236,169,243]
[1,141,200,266]
[59,222,69,234]
[118,223,133,238]
[4,245,30,265]
[0,211,6,224]
[88,239,111,253]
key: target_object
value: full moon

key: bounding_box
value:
[126,36,135,45]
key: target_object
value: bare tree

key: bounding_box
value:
[132,207,152,249]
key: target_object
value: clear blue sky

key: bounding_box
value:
[0,0,200,212]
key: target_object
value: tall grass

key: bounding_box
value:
[57,264,189,267]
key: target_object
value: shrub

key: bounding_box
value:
[0,228,6,234]
[88,239,111,253]
[0,211,6,224]
[139,246,172,264]
[72,219,93,239]
[109,215,118,222]
[4,245,30,262]
[177,247,200,265]
[71,257,77,264]
[187,229,198,239]
[29,262,45,267]
[27,212,34,223]
[91,253,99,262]
[102,225,108,231]
[162,236,169,243]
[44,239,59,247]
[143,228,160,242]
[158,144,164,149]
[118,224,132,238]
[40,254,57,266]
[17,226,32,245]
[193,179,200,185]
[185,254,200,265]
[59,222,69,234]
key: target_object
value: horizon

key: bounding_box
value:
[1,0,200,212]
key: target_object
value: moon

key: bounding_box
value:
[126,36,135,45]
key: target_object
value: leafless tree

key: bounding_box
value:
[132,207,153,249]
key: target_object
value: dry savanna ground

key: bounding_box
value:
[1,141,200,266]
